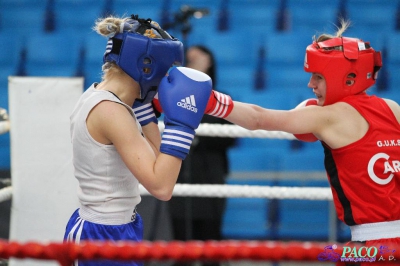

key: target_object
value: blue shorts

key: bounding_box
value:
[64,208,144,266]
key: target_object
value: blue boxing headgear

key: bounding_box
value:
[104,15,184,103]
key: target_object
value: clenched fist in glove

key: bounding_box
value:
[158,67,212,159]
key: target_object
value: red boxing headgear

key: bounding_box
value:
[304,37,382,106]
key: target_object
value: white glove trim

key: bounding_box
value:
[176,67,211,82]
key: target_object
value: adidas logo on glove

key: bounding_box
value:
[177,95,198,113]
[159,67,212,160]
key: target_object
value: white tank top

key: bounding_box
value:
[70,84,141,225]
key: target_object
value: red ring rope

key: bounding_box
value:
[0,240,362,266]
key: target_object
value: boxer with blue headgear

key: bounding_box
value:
[64,14,210,266]
[103,14,184,104]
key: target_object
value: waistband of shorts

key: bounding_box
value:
[350,220,400,241]
[79,205,137,225]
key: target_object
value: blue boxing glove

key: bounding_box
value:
[158,67,212,159]
[132,100,158,126]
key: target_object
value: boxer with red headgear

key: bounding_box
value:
[204,20,400,255]
[304,34,382,106]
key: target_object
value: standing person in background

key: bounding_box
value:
[197,20,400,266]
[169,45,236,266]
[64,14,212,266]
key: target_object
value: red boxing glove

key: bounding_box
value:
[205,90,234,118]
[293,99,318,142]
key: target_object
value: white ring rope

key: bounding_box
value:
[0,121,10,135]
[1,121,296,139]
[159,122,297,139]
[0,186,12,203]
[0,123,315,203]
[0,183,332,203]
[140,184,332,200]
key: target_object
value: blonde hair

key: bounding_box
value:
[94,15,129,37]
[314,18,351,43]
[93,16,131,80]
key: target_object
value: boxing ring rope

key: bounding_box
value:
[0,186,12,203]
[0,122,340,264]
[0,239,369,266]
[0,184,332,203]
[0,123,321,203]
[139,183,332,200]
[0,121,9,137]
[160,122,297,139]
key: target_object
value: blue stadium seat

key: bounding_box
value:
[265,31,311,66]
[203,33,258,67]
[112,0,162,20]
[0,32,20,170]
[228,147,282,172]
[239,137,292,152]
[54,0,104,34]
[266,65,310,93]
[0,67,10,163]
[217,65,254,96]
[372,86,400,104]
[0,33,24,110]
[222,179,274,240]
[0,67,14,109]
[387,66,400,97]
[229,1,278,34]
[347,0,397,33]
[280,148,325,171]
[277,199,330,240]
[0,33,23,72]
[25,32,80,77]
[337,219,351,242]
[82,33,108,88]
[288,0,339,33]
[0,0,47,36]
[276,179,330,241]
[0,0,47,6]
[385,33,400,93]
[169,0,217,10]
[222,198,271,239]
[0,132,10,170]
[386,32,400,64]
[185,4,219,39]
[241,89,299,110]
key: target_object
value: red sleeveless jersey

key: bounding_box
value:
[323,94,400,225]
